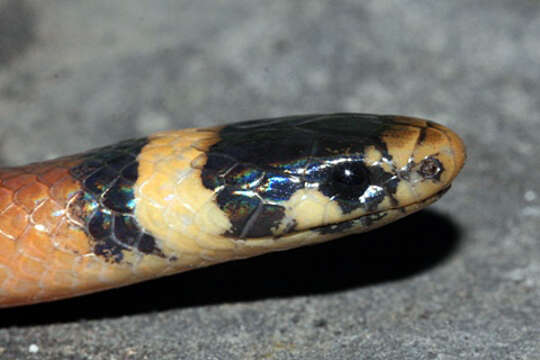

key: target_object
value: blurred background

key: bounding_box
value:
[0,1,538,359]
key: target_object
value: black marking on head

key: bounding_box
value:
[68,138,165,263]
[417,127,427,145]
[316,220,354,235]
[315,212,388,235]
[202,114,402,237]
[216,188,287,238]
[368,165,400,207]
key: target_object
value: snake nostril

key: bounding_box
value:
[418,156,444,180]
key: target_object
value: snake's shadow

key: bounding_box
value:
[1,210,462,327]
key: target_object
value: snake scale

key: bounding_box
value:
[0,114,466,307]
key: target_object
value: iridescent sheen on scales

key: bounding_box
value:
[0,113,466,307]
[201,114,405,238]
[68,138,164,263]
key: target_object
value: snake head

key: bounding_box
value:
[0,113,466,307]
[198,114,466,240]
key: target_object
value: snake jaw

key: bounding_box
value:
[311,184,451,236]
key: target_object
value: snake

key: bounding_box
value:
[0,114,465,308]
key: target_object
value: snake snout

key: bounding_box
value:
[376,116,466,207]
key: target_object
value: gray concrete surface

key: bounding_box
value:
[0,1,539,359]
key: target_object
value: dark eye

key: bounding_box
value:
[331,162,368,187]
[325,162,370,203]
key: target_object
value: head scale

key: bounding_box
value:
[201,114,465,239]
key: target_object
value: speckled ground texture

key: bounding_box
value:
[0,1,539,359]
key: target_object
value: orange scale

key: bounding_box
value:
[0,265,11,285]
[72,258,128,287]
[48,248,80,274]
[36,274,75,300]
[16,227,56,261]
[49,175,81,203]
[0,168,25,180]
[31,198,65,233]
[44,269,78,290]
[0,236,17,264]
[0,205,29,240]
[14,253,48,280]
[69,254,98,275]
[2,174,36,191]
[0,186,13,211]
[37,167,71,187]
[2,278,40,305]
[14,181,50,213]
[50,221,92,256]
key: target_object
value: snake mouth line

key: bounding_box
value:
[308,185,452,235]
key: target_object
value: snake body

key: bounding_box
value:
[0,114,465,307]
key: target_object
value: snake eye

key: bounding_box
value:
[331,162,368,186]
[329,162,369,201]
